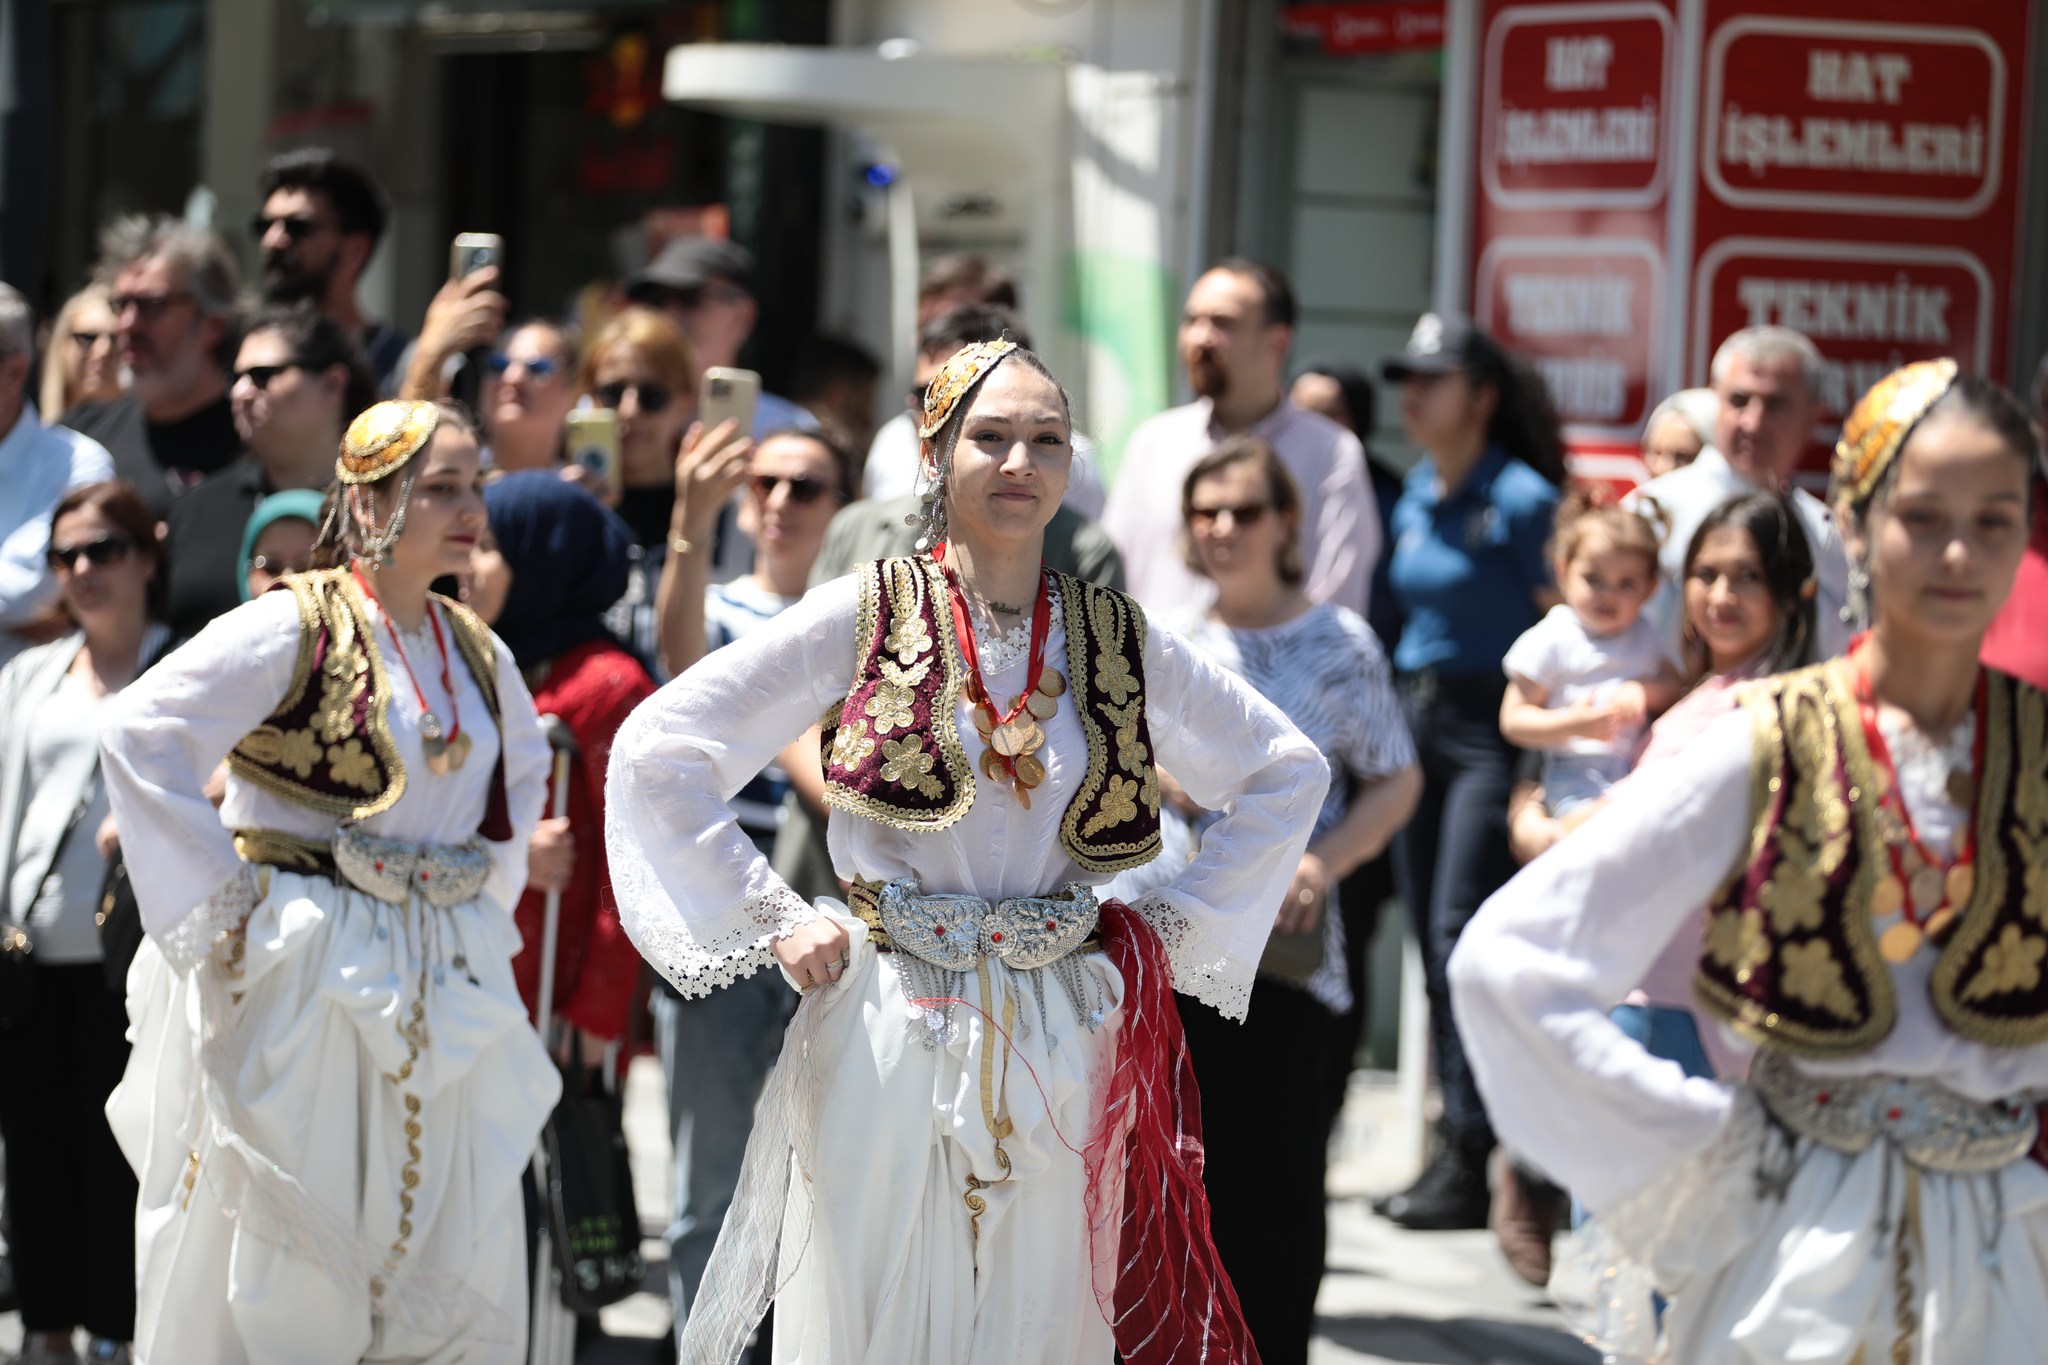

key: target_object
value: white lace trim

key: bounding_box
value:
[971,585,1065,675]
[1550,1088,1772,1363]
[638,886,818,999]
[1130,889,1253,1022]
[157,864,261,975]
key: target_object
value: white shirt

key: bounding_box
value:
[99,589,552,940]
[862,410,1109,519]
[0,402,115,665]
[1626,446,1850,661]
[1101,398,1379,619]
[604,572,1331,1021]
[1448,704,2048,1215]
[1501,604,1668,760]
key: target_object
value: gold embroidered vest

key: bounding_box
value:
[228,568,512,837]
[820,556,1162,873]
[1695,661,2048,1057]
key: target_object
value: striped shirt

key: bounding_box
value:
[706,577,804,847]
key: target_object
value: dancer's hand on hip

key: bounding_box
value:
[774,916,852,993]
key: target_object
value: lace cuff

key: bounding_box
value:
[639,885,818,999]
[156,864,262,975]
[1128,889,1253,1022]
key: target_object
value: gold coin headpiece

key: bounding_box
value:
[918,338,1018,440]
[1831,358,1959,507]
[338,400,440,486]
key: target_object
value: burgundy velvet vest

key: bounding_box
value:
[227,568,512,839]
[1695,661,2048,1057]
[820,556,1162,873]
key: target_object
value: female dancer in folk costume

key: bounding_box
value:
[606,339,1329,1365]
[100,400,556,1364]
[1450,361,2048,1364]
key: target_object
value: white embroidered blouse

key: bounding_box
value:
[99,588,552,962]
[1450,705,2048,1216]
[604,571,1331,1020]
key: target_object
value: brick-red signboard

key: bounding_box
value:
[1690,2,2032,475]
[1471,0,1675,457]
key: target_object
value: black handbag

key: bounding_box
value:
[539,1038,646,1313]
[96,853,145,994]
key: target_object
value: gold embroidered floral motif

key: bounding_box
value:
[885,614,933,666]
[1706,908,1750,968]
[1963,924,2047,1001]
[1082,774,1140,837]
[831,718,875,771]
[1760,864,1826,936]
[328,739,378,791]
[866,679,917,736]
[879,735,944,798]
[1780,938,1858,1021]
[1094,653,1137,707]
[315,669,362,744]
[1140,766,1161,815]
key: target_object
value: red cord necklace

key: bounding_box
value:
[937,546,1063,806]
[352,564,469,774]
[1846,639,1985,962]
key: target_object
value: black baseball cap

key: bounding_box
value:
[624,237,757,302]
[1378,312,1505,383]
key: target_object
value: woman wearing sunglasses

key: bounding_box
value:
[0,479,171,1365]
[573,307,699,677]
[483,321,578,476]
[37,285,124,418]
[99,401,555,1362]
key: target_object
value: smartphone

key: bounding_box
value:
[699,367,761,438]
[449,233,504,280]
[564,408,621,492]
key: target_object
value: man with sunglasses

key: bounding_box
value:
[253,148,411,394]
[620,237,816,438]
[59,216,243,518]
[159,304,377,635]
[0,282,114,668]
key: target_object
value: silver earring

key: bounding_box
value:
[1841,563,1870,628]
[912,461,948,552]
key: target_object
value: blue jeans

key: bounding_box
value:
[652,970,794,1340]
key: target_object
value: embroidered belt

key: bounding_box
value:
[235,826,492,909]
[848,876,1101,970]
[1750,1050,2038,1174]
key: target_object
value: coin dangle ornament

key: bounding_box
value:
[940,551,1061,806]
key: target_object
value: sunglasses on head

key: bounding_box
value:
[110,292,192,323]
[252,213,324,242]
[750,473,835,506]
[47,535,133,570]
[1188,501,1272,529]
[485,352,563,379]
[235,362,305,391]
[594,379,672,414]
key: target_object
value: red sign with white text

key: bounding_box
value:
[1471,1,1675,454]
[1690,2,2031,474]
[1280,3,1447,55]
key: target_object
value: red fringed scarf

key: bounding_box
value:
[1085,899,1262,1365]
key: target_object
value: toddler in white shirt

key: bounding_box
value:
[1500,495,1680,815]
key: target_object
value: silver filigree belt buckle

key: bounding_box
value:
[876,875,1099,971]
[333,825,493,908]
[1750,1051,2037,1174]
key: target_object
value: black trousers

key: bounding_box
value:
[1181,982,1334,1365]
[0,961,138,1339]
[1322,852,1394,1135]
[1391,674,1522,1147]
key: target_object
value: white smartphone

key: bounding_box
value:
[449,233,503,280]
[699,366,761,437]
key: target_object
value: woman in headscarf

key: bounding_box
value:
[469,471,654,1047]
[1452,362,2048,1363]
[238,488,327,601]
[606,338,1328,1365]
